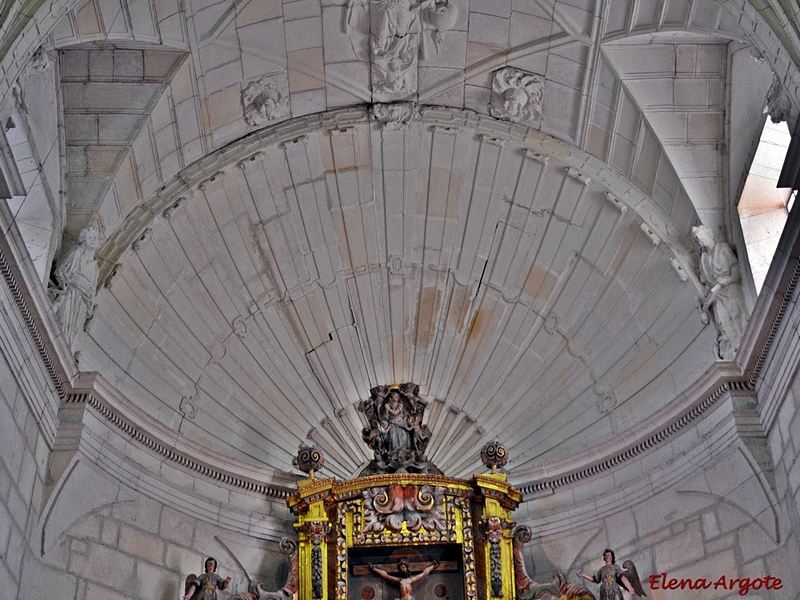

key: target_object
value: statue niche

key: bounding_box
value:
[358,384,440,475]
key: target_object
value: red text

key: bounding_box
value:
[649,573,782,595]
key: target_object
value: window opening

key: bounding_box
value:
[737,118,793,294]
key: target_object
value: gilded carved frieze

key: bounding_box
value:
[362,485,445,533]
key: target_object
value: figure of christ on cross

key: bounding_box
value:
[369,560,440,600]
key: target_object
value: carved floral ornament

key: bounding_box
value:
[370,102,416,129]
[243,73,289,126]
[362,484,446,532]
[490,68,545,128]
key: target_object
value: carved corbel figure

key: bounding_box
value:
[691,225,748,360]
[50,226,101,353]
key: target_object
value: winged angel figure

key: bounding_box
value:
[577,549,647,600]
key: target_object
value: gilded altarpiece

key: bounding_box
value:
[287,473,521,600]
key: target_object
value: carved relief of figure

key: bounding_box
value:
[577,550,646,600]
[50,226,101,352]
[346,0,457,97]
[691,225,748,360]
[382,389,411,456]
[370,560,439,600]
[184,557,232,600]
[358,383,438,474]
[371,0,430,95]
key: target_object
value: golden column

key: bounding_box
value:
[474,442,521,600]
[288,447,333,600]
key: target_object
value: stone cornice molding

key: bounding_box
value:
[510,373,752,496]
[513,389,766,535]
[68,372,299,498]
[738,202,800,432]
[0,200,73,445]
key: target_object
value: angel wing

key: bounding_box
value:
[184,574,199,597]
[620,561,647,597]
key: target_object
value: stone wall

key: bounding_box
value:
[0,349,49,600]
[761,373,800,596]
[518,441,800,599]
[20,480,292,600]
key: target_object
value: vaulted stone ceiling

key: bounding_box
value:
[2,0,798,487]
[79,107,715,479]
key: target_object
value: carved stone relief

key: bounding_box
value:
[766,75,794,125]
[243,73,290,126]
[346,0,459,99]
[371,102,416,129]
[49,226,101,353]
[12,46,50,112]
[179,395,198,419]
[691,225,748,360]
[490,68,545,128]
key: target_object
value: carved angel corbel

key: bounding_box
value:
[50,226,101,353]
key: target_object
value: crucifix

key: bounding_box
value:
[355,560,455,600]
